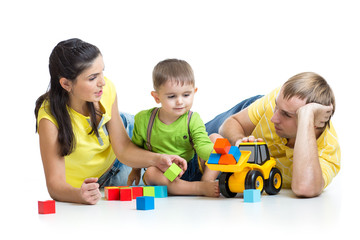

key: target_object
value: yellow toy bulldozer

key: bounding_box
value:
[206,139,282,198]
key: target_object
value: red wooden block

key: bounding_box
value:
[105,187,120,200]
[218,154,237,165]
[120,188,133,201]
[214,138,231,154]
[38,200,56,214]
[131,187,143,199]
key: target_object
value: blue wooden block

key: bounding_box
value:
[229,146,241,162]
[243,189,261,203]
[154,186,168,198]
[136,196,155,210]
[207,153,221,164]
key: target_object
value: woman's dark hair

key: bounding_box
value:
[35,38,102,156]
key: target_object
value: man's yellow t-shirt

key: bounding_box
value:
[37,77,116,188]
[248,87,341,189]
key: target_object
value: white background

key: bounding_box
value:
[0,0,359,239]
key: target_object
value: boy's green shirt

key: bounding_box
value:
[132,107,213,162]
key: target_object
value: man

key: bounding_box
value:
[205,72,340,198]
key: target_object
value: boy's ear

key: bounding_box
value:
[59,77,73,93]
[194,87,198,94]
[151,91,161,104]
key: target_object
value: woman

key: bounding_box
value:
[35,38,187,204]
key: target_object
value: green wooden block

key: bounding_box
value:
[163,163,182,182]
[143,186,155,197]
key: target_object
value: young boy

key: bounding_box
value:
[127,59,221,197]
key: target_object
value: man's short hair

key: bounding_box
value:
[282,72,335,126]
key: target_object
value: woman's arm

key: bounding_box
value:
[107,95,187,173]
[38,119,101,204]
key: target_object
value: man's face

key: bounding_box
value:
[271,88,306,140]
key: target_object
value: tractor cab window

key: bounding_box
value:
[258,144,269,164]
[239,145,255,163]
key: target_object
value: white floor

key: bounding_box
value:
[3,173,356,240]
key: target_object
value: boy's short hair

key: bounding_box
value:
[152,59,195,90]
[282,72,335,126]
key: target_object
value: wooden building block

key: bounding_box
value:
[207,153,221,164]
[104,187,120,200]
[214,138,231,154]
[38,200,56,214]
[163,163,182,182]
[143,186,155,197]
[131,186,143,199]
[120,187,133,201]
[154,186,168,198]
[244,189,261,203]
[136,196,155,210]
[218,154,237,165]
[228,146,241,162]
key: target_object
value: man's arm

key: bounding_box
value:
[219,108,256,146]
[292,103,333,197]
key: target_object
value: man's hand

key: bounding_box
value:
[80,178,102,205]
[297,103,333,129]
[235,135,264,146]
[156,154,187,177]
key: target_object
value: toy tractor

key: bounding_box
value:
[206,140,282,198]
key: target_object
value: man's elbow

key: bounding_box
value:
[291,182,323,198]
[219,117,234,137]
[218,121,226,136]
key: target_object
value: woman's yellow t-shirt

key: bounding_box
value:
[37,77,116,188]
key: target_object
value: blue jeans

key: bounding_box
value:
[205,95,263,135]
[98,112,145,187]
[180,154,203,182]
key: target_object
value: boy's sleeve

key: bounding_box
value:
[248,87,280,126]
[189,112,214,161]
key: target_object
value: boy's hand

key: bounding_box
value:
[80,178,101,205]
[156,154,187,177]
[127,168,142,186]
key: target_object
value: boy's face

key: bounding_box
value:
[151,80,197,122]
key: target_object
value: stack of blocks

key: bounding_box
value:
[104,185,168,210]
[207,138,241,165]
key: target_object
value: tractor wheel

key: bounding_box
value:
[245,170,264,193]
[265,168,282,195]
[219,172,237,198]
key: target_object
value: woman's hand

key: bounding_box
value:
[80,178,102,205]
[156,154,188,177]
